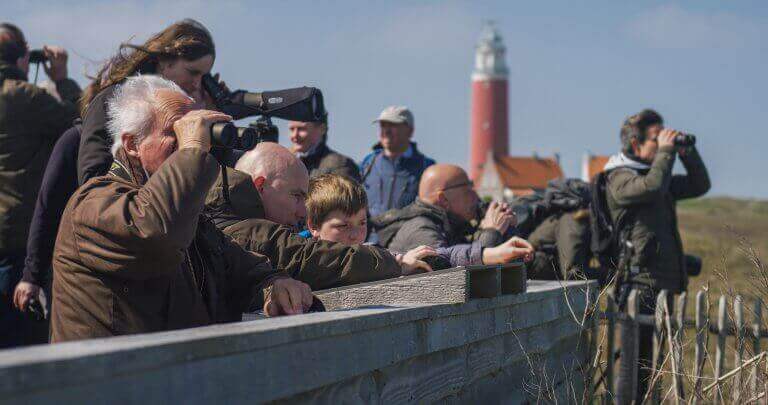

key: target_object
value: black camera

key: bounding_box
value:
[674,133,696,147]
[28,49,46,64]
[248,117,279,144]
[210,122,257,150]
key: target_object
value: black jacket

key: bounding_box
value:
[77,85,116,185]
[300,137,360,182]
[22,124,81,285]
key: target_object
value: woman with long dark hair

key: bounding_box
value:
[12,20,222,341]
[77,19,217,184]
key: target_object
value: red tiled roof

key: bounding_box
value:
[586,155,610,181]
[493,156,563,190]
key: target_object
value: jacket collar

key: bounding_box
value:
[0,62,27,82]
[205,167,266,225]
[371,141,422,160]
[373,199,473,238]
[298,136,330,162]
[109,147,149,185]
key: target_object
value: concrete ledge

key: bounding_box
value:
[0,280,596,404]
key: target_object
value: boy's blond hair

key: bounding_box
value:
[307,174,368,228]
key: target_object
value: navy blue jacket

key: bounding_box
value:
[360,142,435,218]
[22,125,81,285]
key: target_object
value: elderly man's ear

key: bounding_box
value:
[121,133,140,157]
[252,176,267,192]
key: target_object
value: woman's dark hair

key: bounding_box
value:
[0,23,27,65]
[620,109,664,155]
[79,19,215,116]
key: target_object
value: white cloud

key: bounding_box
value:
[626,4,763,49]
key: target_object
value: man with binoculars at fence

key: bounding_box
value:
[601,109,710,401]
[50,75,313,342]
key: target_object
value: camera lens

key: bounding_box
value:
[210,122,237,148]
[236,127,257,150]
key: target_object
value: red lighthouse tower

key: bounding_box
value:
[469,23,509,182]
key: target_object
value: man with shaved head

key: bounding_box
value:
[372,164,534,269]
[205,142,405,290]
[51,76,313,342]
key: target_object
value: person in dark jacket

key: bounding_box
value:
[52,75,312,342]
[207,143,405,289]
[608,109,710,401]
[10,124,81,343]
[288,116,360,182]
[360,106,435,219]
[0,23,81,347]
[372,164,533,269]
[77,19,219,185]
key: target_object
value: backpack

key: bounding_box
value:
[589,169,635,270]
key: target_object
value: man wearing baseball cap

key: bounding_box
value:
[360,106,435,220]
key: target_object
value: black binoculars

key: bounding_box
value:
[28,49,46,64]
[210,122,257,150]
[674,133,696,147]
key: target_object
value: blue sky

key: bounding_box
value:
[8,0,767,197]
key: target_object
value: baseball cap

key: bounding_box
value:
[372,106,414,128]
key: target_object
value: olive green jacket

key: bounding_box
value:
[527,212,591,280]
[205,168,402,290]
[0,63,81,253]
[606,145,710,292]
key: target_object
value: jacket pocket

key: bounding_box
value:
[632,231,658,269]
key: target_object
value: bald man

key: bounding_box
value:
[372,164,533,269]
[205,143,404,290]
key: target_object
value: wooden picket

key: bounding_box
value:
[602,288,768,404]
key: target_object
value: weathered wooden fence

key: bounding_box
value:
[602,288,768,404]
[0,265,598,404]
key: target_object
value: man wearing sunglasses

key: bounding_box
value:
[372,164,533,270]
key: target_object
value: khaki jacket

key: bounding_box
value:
[0,63,81,253]
[206,168,402,290]
[527,211,591,280]
[606,146,710,292]
[51,149,281,342]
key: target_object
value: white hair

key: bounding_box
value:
[106,75,190,156]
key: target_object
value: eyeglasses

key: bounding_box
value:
[439,181,474,193]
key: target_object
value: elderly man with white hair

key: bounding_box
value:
[50,75,313,343]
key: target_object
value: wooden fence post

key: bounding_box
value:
[714,295,728,405]
[752,298,764,400]
[615,289,639,404]
[676,293,687,397]
[650,290,667,404]
[606,292,616,398]
[693,290,708,405]
[734,295,745,403]
[664,295,684,404]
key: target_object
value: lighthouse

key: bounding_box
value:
[469,23,509,183]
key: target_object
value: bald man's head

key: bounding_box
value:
[235,143,309,227]
[418,164,479,222]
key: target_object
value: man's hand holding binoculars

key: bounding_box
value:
[172,109,232,153]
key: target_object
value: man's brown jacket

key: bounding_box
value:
[206,168,402,290]
[51,149,282,342]
[0,63,81,253]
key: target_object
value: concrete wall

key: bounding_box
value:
[0,280,596,404]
